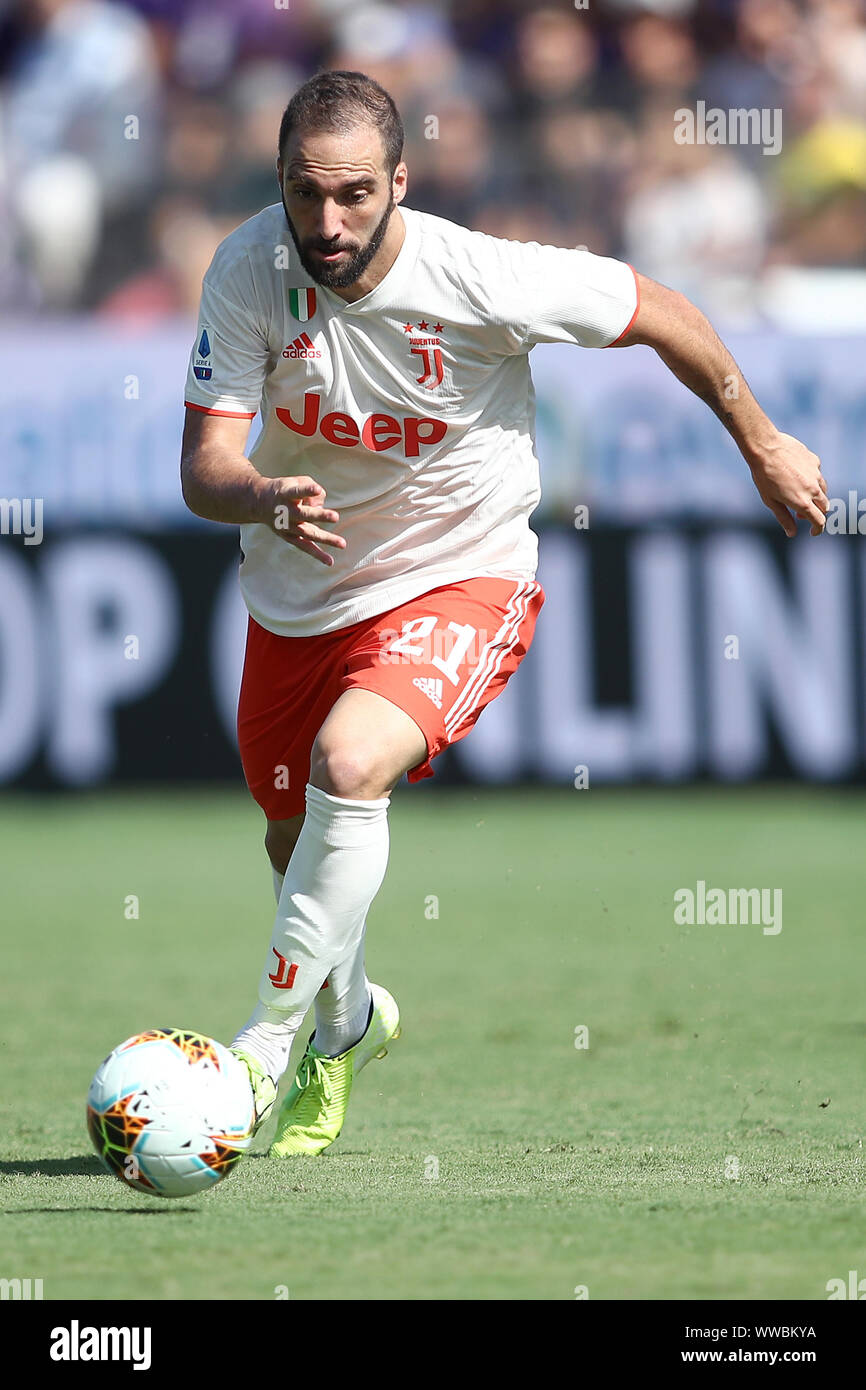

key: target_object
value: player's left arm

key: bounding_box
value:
[609,272,828,536]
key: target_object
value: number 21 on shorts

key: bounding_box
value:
[380,616,480,685]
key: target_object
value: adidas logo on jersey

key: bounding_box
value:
[412,676,443,709]
[282,332,322,360]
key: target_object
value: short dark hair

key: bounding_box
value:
[278,70,404,180]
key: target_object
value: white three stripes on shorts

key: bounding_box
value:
[444,580,540,737]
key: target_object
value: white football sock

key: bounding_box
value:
[279,856,374,1056]
[231,864,295,1079]
[313,944,372,1057]
[231,1008,305,1081]
[233,784,390,1080]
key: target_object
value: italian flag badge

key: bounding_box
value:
[289,287,317,321]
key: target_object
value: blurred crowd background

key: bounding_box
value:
[1,0,863,792]
[1,0,865,328]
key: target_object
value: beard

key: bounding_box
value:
[283,193,395,289]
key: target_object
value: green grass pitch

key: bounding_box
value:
[1,784,864,1301]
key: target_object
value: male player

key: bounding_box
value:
[180,70,827,1157]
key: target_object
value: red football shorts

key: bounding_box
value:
[237,576,545,820]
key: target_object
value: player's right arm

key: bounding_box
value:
[180,408,346,567]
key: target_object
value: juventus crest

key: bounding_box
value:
[402,319,446,390]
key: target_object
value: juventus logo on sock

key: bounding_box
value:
[268,949,298,989]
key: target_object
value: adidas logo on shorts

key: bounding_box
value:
[412,676,443,709]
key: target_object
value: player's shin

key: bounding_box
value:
[233,784,390,1081]
[230,867,293,1080]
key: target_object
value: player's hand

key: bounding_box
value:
[748,433,828,537]
[261,476,347,566]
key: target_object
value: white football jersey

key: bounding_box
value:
[184,203,638,637]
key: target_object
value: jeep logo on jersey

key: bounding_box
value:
[289,288,317,321]
[275,393,447,457]
[193,326,213,380]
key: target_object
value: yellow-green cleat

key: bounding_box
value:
[230,1048,278,1136]
[269,983,401,1157]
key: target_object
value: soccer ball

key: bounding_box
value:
[86,1028,255,1199]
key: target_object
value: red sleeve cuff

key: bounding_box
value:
[184,400,257,419]
[605,264,641,347]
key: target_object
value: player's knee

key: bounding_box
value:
[309,740,384,800]
[265,817,303,874]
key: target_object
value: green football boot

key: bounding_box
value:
[231,1048,278,1137]
[269,983,401,1157]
